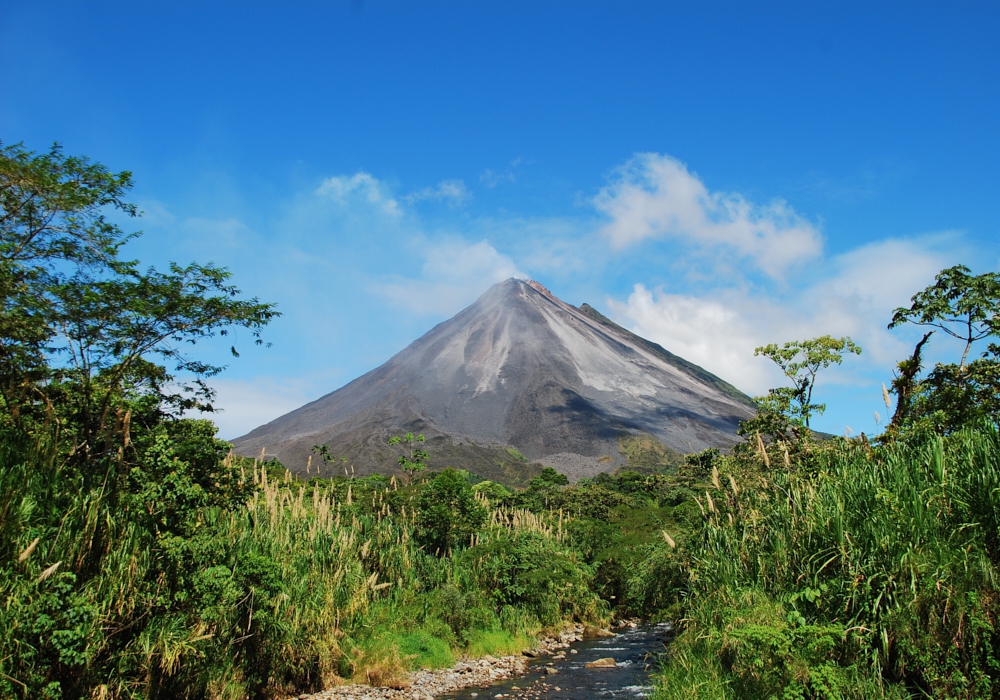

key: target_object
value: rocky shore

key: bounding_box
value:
[293,625,598,700]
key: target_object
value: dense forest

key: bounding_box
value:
[1,142,999,700]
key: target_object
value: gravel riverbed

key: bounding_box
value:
[293,625,589,700]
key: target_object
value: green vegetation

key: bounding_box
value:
[389,432,429,483]
[653,428,1000,699]
[3,141,1000,700]
[647,267,1000,699]
[0,143,605,699]
[617,434,685,473]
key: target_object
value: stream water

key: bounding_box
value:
[444,624,673,700]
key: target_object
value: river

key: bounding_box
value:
[442,623,673,700]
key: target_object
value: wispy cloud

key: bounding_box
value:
[607,235,965,395]
[403,179,471,205]
[480,158,522,188]
[594,153,823,278]
[206,377,325,440]
[316,172,402,216]
[377,239,526,315]
[136,199,176,228]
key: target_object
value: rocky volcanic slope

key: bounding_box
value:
[232,279,755,481]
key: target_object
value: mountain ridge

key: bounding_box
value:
[575,302,755,408]
[232,279,755,481]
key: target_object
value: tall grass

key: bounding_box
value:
[0,433,602,700]
[655,426,1000,699]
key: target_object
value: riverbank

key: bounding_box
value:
[293,625,590,700]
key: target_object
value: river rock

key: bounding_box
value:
[585,658,617,668]
[295,624,583,700]
[543,667,559,675]
[582,625,615,639]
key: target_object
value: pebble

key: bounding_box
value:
[296,625,584,700]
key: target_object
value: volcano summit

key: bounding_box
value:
[232,279,755,481]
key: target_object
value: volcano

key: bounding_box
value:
[232,279,755,482]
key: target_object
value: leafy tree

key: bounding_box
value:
[311,443,347,477]
[0,141,278,462]
[889,264,1000,369]
[887,331,933,428]
[0,141,135,425]
[415,468,487,554]
[754,336,861,430]
[471,479,510,502]
[910,347,1000,432]
[887,265,1000,434]
[388,431,427,483]
[736,387,801,442]
[529,466,569,489]
[682,447,721,479]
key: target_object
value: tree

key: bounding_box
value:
[0,142,278,460]
[911,346,1000,433]
[528,466,569,490]
[311,443,347,477]
[0,141,135,425]
[754,335,862,430]
[388,432,427,483]
[737,387,801,443]
[887,265,1000,434]
[889,265,1000,369]
[886,331,933,429]
[415,468,487,554]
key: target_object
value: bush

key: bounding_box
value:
[654,427,1000,699]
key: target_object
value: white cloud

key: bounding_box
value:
[480,168,516,188]
[316,172,401,216]
[594,153,823,278]
[378,239,527,315]
[204,377,322,441]
[404,179,471,205]
[609,285,788,395]
[608,236,960,395]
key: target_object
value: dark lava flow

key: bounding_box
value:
[444,623,672,700]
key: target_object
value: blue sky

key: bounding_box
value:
[2,2,999,440]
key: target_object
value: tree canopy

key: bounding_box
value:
[890,264,1000,368]
[753,335,861,430]
[887,264,1000,435]
[0,141,279,457]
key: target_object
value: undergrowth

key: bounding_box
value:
[651,426,1000,700]
[0,427,606,699]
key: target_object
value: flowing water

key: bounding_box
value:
[444,624,673,700]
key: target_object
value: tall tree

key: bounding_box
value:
[0,141,278,457]
[754,335,861,430]
[887,265,1000,434]
[889,264,1000,369]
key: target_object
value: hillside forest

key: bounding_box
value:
[2,142,1000,700]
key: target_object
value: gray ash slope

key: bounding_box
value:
[232,279,755,481]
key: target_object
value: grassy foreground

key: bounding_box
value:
[0,424,608,700]
[4,418,1000,700]
[652,426,1000,700]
